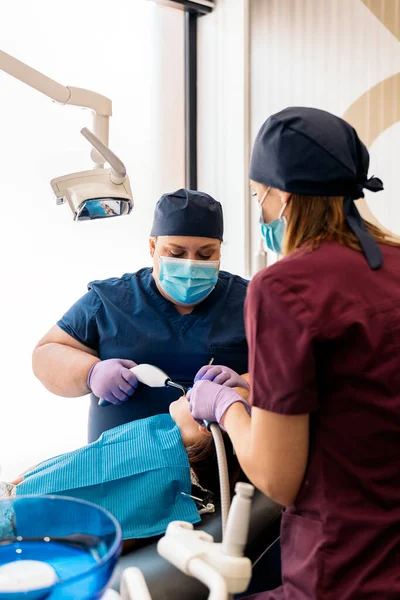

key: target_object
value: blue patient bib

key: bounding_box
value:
[17,414,200,539]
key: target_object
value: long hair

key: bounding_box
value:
[186,431,243,498]
[283,195,400,256]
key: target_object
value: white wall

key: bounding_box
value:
[250,0,400,268]
[0,0,185,480]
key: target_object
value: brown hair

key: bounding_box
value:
[283,194,400,256]
[186,431,243,498]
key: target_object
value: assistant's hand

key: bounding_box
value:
[194,365,249,390]
[88,359,139,405]
[187,380,251,431]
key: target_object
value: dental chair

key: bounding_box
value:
[110,489,282,599]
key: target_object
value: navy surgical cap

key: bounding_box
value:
[249,106,384,269]
[150,188,223,241]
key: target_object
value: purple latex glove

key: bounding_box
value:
[87,359,139,405]
[187,380,251,431]
[194,365,249,390]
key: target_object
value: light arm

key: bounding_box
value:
[81,127,126,184]
[0,49,112,166]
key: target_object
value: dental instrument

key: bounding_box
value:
[200,358,214,431]
[98,364,186,407]
[0,49,133,221]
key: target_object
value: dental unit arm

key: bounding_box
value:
[0,49,133,220]
[120,482,255,600]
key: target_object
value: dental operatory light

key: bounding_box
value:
[0,49,133,221]
[51,128,133,222]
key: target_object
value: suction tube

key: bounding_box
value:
[208,423,230,537]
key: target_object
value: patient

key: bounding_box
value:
[0,393,247,551]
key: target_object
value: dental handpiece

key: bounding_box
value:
[98,364,185,407]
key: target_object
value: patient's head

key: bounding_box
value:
[169,395,242,497]
[169,395,207,446]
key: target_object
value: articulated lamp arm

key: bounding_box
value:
[0,48,112,168]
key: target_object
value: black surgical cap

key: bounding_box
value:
[249,106,384,269]
[150,188,223,241]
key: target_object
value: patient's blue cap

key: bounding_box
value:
[249,106,384,269]
[150,189,223,241]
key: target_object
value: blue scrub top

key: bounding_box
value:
[57,268,249,442]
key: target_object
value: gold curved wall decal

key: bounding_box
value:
[343,73,400,148]
[361,0,400,42]
[342,1,400,235]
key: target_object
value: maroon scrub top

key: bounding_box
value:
[244,241,400,600]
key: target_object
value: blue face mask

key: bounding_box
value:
[15,414,200,540]
[158,254,219,305]
[259,193,287,255]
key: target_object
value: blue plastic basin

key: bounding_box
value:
[0,496,122,599]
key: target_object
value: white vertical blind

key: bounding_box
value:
[250,0,400,271]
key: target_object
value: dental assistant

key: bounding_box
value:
[33,189,249,442]
[189,107,400,599]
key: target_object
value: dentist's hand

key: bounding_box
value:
[194,365,249,390]
[187,380,251,431]
[88,358,139,405]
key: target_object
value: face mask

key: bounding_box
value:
[258,188,287,254]
[157,253,219,305]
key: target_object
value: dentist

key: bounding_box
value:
[33,189,249,442]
